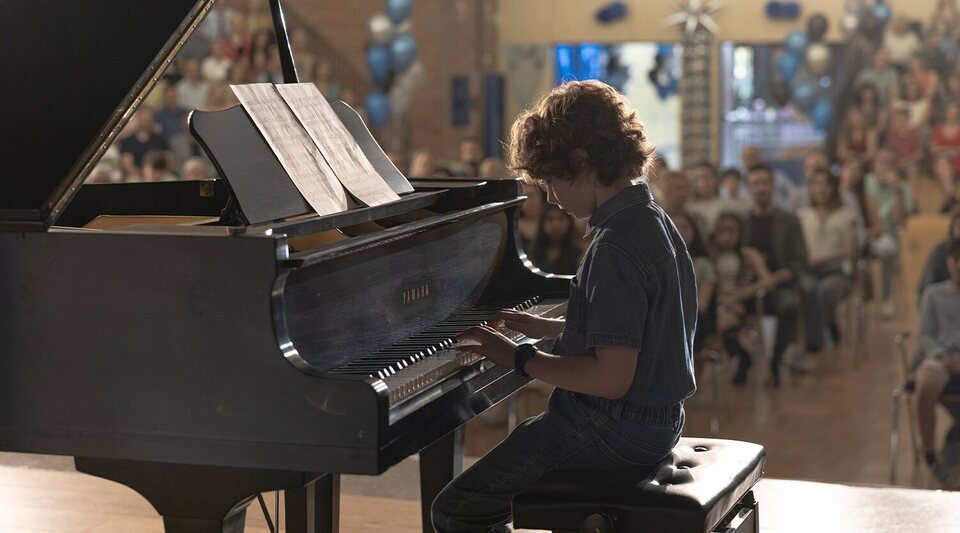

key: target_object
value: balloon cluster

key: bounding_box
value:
[364,0,418,128]
[772,12,835,130]
[647,44,679,101]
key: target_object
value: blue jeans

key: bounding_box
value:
[431,388,684,533]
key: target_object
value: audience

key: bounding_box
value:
[688,162,729,236]
[866,148,915,318]
[743,164,808,386]
[798,169,857,355]
[528,204,580,275]
[119,108,169,180]
[712,212,771,385]
[918,209,960,300]
[913,238,960,487]
[855,48,899,105]
[740,145,794,207]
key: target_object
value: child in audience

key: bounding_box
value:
[712,212,771,384]
[914,238,960,488]
[433,80,696,532]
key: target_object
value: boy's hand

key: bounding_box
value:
[491,309,563,339]
[453,325,517,369]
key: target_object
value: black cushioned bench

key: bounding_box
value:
[512,438,765,533]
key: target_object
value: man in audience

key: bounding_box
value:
[176,57,210,112]
[455,136,484,177]
[744,164,808,386]
[854,48,899,105]
[659,170,706,233]
[918,209,960,302]
[119,108,169,180]
[914,238,960,487]
[154,85,187,143]
[741,145,794,207]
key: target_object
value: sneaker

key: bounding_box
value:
[943,424,960,468]
[879,300,895,319]
[928,460,958,488]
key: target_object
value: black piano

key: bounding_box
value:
[0,1,569,532]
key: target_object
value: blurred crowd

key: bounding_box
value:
[87,0,352,185]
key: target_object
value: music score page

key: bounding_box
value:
[231,83,349,216]
[276,83,400,206]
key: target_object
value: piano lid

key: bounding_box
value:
[0,0,215,231]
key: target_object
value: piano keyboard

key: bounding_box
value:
[327,298,565,406]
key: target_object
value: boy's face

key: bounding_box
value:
[544,172,596,220]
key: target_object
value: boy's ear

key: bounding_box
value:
[569,148,590,173]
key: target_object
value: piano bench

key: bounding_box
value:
[511,438,765,533]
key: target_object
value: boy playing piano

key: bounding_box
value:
[432,80,698,532]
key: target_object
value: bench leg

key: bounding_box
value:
[713,490,758,533]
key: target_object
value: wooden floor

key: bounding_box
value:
[0,180,956,531]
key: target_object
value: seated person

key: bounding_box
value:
[673,212,716,354]
[711,212,771,385]
[529,204,581,275]
[918,209,960,303]
[743,165,808,386]
[866,148,915,318]
[797,169,857,354]
[914,238,960,487]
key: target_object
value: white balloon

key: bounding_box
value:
[369,13,394,43]
[806,43,831,75]
[841,11,859,36]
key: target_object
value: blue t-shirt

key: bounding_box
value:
[553,182,698,405]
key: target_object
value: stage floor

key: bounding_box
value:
[0,459,959,532]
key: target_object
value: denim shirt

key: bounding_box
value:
[553,182,698,406]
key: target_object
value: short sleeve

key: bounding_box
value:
[582,243,647,352]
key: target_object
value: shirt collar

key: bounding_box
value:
[585,181,652,236]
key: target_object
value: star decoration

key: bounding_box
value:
[663,0,723,35]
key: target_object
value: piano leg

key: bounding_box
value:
[74,457,315,533]
[419,428,464,533]
[284,473,340,533]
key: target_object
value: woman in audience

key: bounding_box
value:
[837,108,878,168]
[884,108,924,186]
[932,102,960,204]
[712,212,771,384]
[885,16,922,69]
[853,83,887,133]
[528,204,580,275]
[907,53,941,99]
[892,73,934,131]
[673,212,716,353]
[798,169,857,353]
[839,159,882,249]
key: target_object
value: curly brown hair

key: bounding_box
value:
[505,80,656,187]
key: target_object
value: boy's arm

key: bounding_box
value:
[453,326,637,399]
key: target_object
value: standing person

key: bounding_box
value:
[743,164,808,386]
[914,238,960,487]
[866,148,915,318]
[432,80,696,532]
[797,169,857,355]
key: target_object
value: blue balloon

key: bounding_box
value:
[872,3,892,26]
[595,1,628,24]
[782,2,801,20]
[765,1,782,19]
[365,43,392,84]
[777,52,800,82]
[391,33,418,73]
[386,0,413,25]
[811,97,834,131]
[365,91,391,128]
[791,80,816,111]
[785,29,808,56]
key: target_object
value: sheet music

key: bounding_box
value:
[231,83,349,216]
[276,83,401,206]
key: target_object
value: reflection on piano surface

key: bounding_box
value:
[0,1,571,532]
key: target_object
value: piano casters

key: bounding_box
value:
[419,428,465,533]
[74,457,335,533]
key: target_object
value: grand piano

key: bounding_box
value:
[0,1,569,532]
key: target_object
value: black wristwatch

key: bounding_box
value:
[514,343,537,377]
